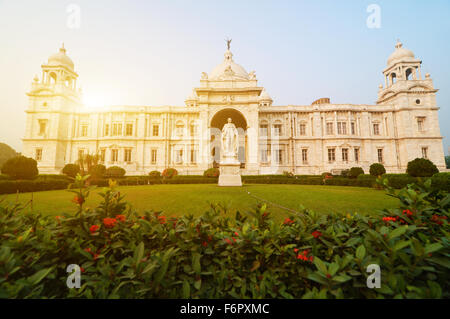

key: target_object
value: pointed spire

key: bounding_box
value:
[60,42,66,54]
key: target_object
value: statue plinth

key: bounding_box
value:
[218,160,242,187]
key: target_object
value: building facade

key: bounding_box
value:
[22,41,446,175]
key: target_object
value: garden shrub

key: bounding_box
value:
[149,171,161,178]
[431,172,450,192]
[0,176,448,299]
[283,171,294,177]
[340,169,350,178]
[0,179,70,194]
[383,174,418,189]
[0,174,10,181]
[203,168,220,178]
[407,158,439,177]
[1,156,38,180]
[369,163,386,176]
[162,168,178,179]
[62,164,80,178]
[105,166,126,178]
[89,164,106,180]
[348,167,364,179]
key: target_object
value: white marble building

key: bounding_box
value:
[22,41,446,175]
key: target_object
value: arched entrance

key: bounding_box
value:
[210,108,248,167]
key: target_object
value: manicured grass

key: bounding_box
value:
[1,184,399,220]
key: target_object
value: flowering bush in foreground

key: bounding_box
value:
[0,176,448,298]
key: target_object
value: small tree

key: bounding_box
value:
[369,163,386,177]
[77,153,100,175]
[1,156,38,180]
[149,171,161,178]
[105,166,126,178]
[89,164,106,179]
[407,158,439,177]
[62,164,80,178]
[348,167,364,179]
[162,168,178,179]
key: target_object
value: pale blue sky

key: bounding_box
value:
[0,0,449,154]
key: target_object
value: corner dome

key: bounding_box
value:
[387,40,416,66]
[259,88,272,101]
[209,50,249,80]
[47,44,74,71]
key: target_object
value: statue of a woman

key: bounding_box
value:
[221,118,238,158]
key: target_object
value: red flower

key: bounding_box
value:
[326,273,332,279]
[158,215,167,224]
[294,248,299,253]
[72,196,84,205]
[84,248,92,253]
[80,267,85,273]
[283,218,294,225]
[225,238,233,245]
[93,253,99,260]
[402,209,413,217]
[140,216,146,220]
[312,230,322,238]
[115,214,126,222]
[89,225,99,234]
[202,241,208,247]
[382,216,397,222]
[103,218,117,229]
[234,232,239,237]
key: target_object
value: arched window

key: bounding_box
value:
[49,72,57,84]
[391,73,397,85]
[405,68,413,80]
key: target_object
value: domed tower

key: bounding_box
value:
[23,44,82,174]
[377,40,445,171]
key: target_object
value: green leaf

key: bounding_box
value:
[28,267,53,285]
[194,278,202,290]
[328,263,339,276]
[192,253,201,275]
[356,245,366,260]
[314,257,327,274]
[134,242,144,264]
[393,240,410,252]
[388,225,408,240]
[182,280,190,298]
[333,274,352,283]
[424,243,443,255]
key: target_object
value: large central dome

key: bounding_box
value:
[209,50,249,80]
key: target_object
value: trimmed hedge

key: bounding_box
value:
[431,173,450,192]
[0,179,70,194]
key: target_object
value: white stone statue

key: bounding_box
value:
[221,118,239,159]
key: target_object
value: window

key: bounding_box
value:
[124,149,132,162]
[81,125,88,137]
[354,148,360,162]
[326,122,334,135]
[100,149,106,162]
[176,124,184,137]
[35,148,42,161]
[190,149,197,163]
[260,148,268,163]
[190,124,197,137]
[151,149,157,164]
[337,122,347,135]
[421,147,428,159]
[274,149,282,164]
[351,122,356,135]
[417,117,425,132]
[299,123,306,136]
[152,125,159,136]
[342,148,348,162]
[175,149,183,163]
[104,124,109,136]
[273,124,282,136]
[111,149,118,162]
[126,124,133,136]
[373,123,380,136]
[377,149,383,163]
[259,124,268,137]
[38,120,47,136]
[302,149,308,164]
[328,148,335,162]
[112,123,122,136]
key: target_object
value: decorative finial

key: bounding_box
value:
[60,42,66,53]
[225,37,232,50]
[395,39,402,49]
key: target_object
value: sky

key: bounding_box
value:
[0,0,449,154]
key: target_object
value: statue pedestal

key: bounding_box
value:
[218,159,242,187]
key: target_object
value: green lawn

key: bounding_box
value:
[1,184,399,220]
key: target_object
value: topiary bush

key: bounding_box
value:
[162,168,178,179]
[62,164,80,178]
[203,168,220,178]
[104,166,126,178]
[1,156,38,180]
[348,167,364,179]
[407,158,439,177]
[149,171,161,178]
[340,169,350,178]
[89,164,106,180]
[369,163,386,177]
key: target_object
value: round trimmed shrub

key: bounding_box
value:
[89,164,106,179]
[1,156,38,180]
[406,158,439,177]
[149,171,161,178]
[162,168,178,179]
[62,164,80,178]
[203,168,220,178]
[369,163,386,176]
[348,167,364,179]
[340,169,350,178]
[105,166,126,178]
